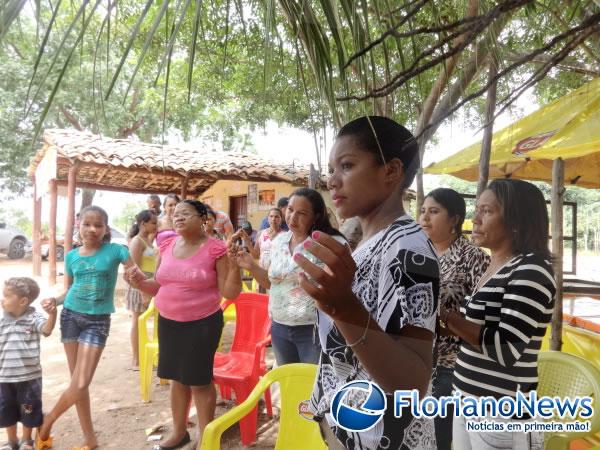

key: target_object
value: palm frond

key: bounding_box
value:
[32,0,103,144]
[104,0,154,100]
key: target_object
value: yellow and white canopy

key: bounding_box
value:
[426,77,600,188]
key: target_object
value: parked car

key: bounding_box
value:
[39,226,128,261]
[0,222,30,259]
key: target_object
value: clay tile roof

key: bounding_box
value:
[29,129,323,195]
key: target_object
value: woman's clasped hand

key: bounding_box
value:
[125,265,147,287]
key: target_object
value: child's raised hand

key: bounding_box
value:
[41,297,57,314]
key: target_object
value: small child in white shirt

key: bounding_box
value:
[0,278,56,450]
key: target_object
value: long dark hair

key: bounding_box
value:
[128,209,157,239]
[337,116,419,189]
[487,179,552,260]
[425,188,466,235]
[79,205,111,242]
[290,188,344,239]
[163,193,181,208]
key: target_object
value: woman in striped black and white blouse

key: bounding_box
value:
[439,179,556,450]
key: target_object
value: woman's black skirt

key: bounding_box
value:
[157,309,223,386]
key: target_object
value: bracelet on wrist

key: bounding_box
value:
[440,309,451,328]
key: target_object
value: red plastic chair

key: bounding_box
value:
[213,292,273,446]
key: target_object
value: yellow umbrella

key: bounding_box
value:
[426,77,600,188]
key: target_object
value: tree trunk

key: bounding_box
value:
[550,158,564,352]
[415,13,510,210]
[415,0,480,211]
[80,188,96,210]
[476,58,498,197]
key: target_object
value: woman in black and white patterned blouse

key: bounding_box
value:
[295,116,439,450]
[440,179,556,450]
[419,188,489,450]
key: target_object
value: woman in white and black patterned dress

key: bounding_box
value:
[295,116,439,450]
[419,188,490,450]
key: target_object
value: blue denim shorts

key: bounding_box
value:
[60,308,111,347]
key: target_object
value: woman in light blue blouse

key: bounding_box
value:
[235,188,345,365]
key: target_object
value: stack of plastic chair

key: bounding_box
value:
[221,298,236,324]
[216,299,237,353]
[212,292,273,445]
[201,363,326,450]
[537,351,600,450]
[138,299,160,402]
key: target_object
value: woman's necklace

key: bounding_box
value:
[473,253,514,293]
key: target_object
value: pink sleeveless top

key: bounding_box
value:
[155,234,227,322]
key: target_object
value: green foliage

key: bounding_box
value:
[0,206,32,238]
[112,200,151,235]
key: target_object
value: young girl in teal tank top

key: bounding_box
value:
[36,206,135,450]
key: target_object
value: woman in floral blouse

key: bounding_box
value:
[235,188,344,365]
[419,188,489,450]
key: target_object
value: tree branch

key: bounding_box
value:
[421,14,600,138]
[60,106,84,131]
[505,52,600,76]
[339,0,532,101]
[6,40,24,59]
[117,117,145,138]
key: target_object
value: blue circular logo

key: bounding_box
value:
[330,381,387,432]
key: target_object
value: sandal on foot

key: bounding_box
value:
[34,435,52,450]
[18,441,34,450]
[0,441,19,450]
[151,431,190,450]
[71,446,92,450]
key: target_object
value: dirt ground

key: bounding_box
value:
[0,257,279,450]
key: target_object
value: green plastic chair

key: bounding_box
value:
[200,363,326,450]
[537,351,600,450]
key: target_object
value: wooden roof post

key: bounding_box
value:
[181,173,190,199]
[64,163,79,267]
[32,176,42,277]
[48,179,58,286]
[550,157,564,351]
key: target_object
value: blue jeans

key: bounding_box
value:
[271,321,320,366]
[432,366,454,450]
[60,308,111,347]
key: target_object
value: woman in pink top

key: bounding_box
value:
[129,200,241,450]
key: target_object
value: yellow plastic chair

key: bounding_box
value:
[241,277,259,293]
[200,363,326,450]
[537,351,600,450]
[541,323,600,369]
[221,298,236,323]
[138,299,167,402]
[217,299,237,353]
